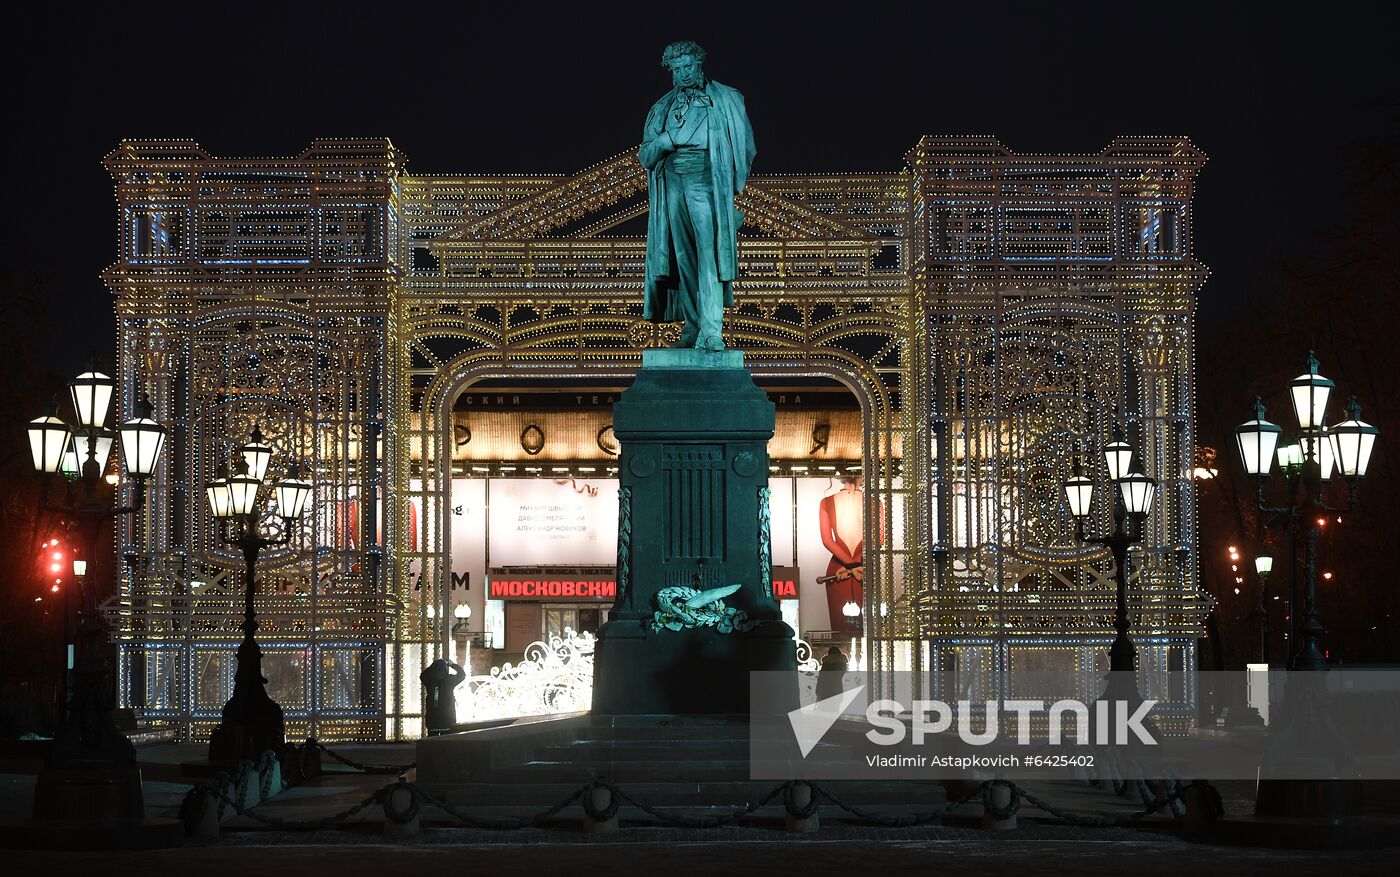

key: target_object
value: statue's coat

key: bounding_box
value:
[639,80,755,323]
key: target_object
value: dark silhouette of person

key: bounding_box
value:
[815,646,849,702]
[420,659,465,736]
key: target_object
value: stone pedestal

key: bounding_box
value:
[592,349,797,715]
[208,716,284,766]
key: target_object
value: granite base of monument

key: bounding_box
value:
[591,348,797,716]
[592,619,797,715]
[413,349,815,818]
[413,713,950,822]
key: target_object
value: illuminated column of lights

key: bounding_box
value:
[107,140,401,743]
[911,135,1206,721]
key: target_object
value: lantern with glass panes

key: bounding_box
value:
[1062,434,1157,684]
[203,425,312,764]
[1233,351,1379,671]
[22,367,167,773]
[1248,553,1275,665]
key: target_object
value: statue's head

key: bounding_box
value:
[661,40,706,90]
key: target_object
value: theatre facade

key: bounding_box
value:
[103,136,1211,741]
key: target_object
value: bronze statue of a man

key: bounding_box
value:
[640,41,755,351]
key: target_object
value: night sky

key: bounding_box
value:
[3,4,1395,373]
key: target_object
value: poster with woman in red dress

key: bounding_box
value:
[818,475,871,632]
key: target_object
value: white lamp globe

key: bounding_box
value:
[1235,398,1281,477]
[1288,351,1334,430]
[1063,459,1094,519]
[1329,397,1379,478]
[28,415,72,474]
[70,370,115,429]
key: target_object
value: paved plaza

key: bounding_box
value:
[3,743,1398,875]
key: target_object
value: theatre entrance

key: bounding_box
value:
[545,607,604,640]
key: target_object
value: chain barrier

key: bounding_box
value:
[235,761,252,803]
[1163,770,1189,818]
[1013,778,1190,827]
[605,778,791,828]
[210,772,230,822]
[309,739,416,775]
[183,780,387,832]
[807,779,992,827]
[408,781,589,830]
[258,750,280,799]
[178,767,1208,837]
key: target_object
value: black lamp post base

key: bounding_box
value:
[0,766,185,850]
[208,720,285,766]
[1255,778,1364,819]
[32,765,145,821]
[1291,644,1327,672]
[0,816,184,851]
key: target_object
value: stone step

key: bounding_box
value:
[537,737,848,762]
[492,759,758,783]
[435,779,949,808]
[535,739,753,762]
[414,802,949,826]
[576,725,754,741]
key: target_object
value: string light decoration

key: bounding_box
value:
[913,136,1208,730]
[106,134,1209,741]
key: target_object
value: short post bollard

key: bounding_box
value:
[583,781,619,833]
[235,759,261,810]
[217,773,238,818]
[186,786,223,840]
[1181,780,1222,841]
[258,750,284,799]
[784,781,819,833]
[981,780,1018,830]
[381,780,421,836]
[299,739,323,780]
[282,739,323,785]
[1118,778,1139,803]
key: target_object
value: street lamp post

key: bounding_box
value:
[1250,554,1274,665]
[1235,352,1378,823]
[452,603,472,668]
[1063,437,1157,697]
[23,369,167,826]
[205,426,312,764]
[1234,352,1378,671]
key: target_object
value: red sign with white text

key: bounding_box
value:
[490,578,617,600]
[772,566,800,601]
[487,566,800,601]
[488,567,616,601]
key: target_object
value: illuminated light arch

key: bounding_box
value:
[107,136,1210,740]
